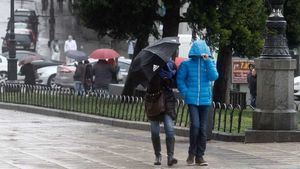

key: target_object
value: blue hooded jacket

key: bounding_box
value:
[176,40,218,106]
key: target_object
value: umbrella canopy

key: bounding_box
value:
[90,49,119,60]
[175,57,187,68]
[127,37,180,88]
[65,50,87,61]
[19,55,43,66]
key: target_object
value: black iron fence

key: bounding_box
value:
[230,90,247,109]
[0,83,249,134]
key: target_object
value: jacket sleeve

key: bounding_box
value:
[176,62,188,98]
[204,58,219,81]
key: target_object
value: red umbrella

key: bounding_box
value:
[175,57,187,68]
[90,49,120,60]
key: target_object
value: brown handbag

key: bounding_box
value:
[144,91,165,117]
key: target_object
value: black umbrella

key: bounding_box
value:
[127,37,180,88]
[65,50,88,61]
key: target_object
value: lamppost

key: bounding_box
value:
[48,0,55,46]
[245,0,300,143]
[8,0,17,81]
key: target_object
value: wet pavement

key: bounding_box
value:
[0,109,299,169]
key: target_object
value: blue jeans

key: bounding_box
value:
[74,81,84,95]
[188,105,209,158]
[250,95,256,108]
[150,114,175,139]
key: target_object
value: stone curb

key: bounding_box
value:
[0,102,244,142]
[0,102,189,137]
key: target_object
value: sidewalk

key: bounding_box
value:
[0,109,299,169]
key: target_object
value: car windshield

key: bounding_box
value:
[14,16,30,22]
[2,51,45,61]
[15,34,31,42]
[15,23,28,29]
[15,11,32,16]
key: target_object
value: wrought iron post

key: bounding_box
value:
[261,0,290,59]
[8,0,17,81]
[245,0,300,143]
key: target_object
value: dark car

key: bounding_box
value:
[15,9,38,20]
[2,29,36,53]
[13,15,38,33]
[13,9,38,33]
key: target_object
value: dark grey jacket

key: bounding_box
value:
[92,61,117,90]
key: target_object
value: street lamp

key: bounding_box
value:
[8,0,17,81]
[245,0,300,143]
[260,0,290,59]
[48,0,55,46]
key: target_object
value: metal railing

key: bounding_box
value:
[0,83,247,134]
[230,90,247,109]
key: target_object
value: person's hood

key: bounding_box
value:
[188,40,212,58]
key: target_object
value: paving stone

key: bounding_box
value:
[0,109,299,169]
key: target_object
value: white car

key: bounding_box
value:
[0,55,8,82]
[294,76,300,98]
[0,54,24,82]
[36,65,59,87]
[0,53,61,84]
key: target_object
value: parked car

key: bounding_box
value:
[0,55,9,82]
[36,65,60,87]
[2,29,36,53]
[55,57,131,88]
[1,51,61,83]
[7,22,37,37]
[294,76,300,99]
[14,9,38,32]
[15,8,38,22]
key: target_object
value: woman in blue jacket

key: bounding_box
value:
[177,40,218,166]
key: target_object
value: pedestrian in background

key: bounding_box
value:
[177,40,218,166]
[51,39,60,61]
[92,59,117,93]
[83,60,93,94]
[249,68,257,108]
[145,60,178,166]
[20,63,37,85]
[64,35,77,64]
[247,63,255,85]
[73,61,85,95]
[127,38,135,59]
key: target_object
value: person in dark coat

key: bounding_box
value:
[92,59,117,92]
[247,63,255,84]
[20,63,36,85]
[73,61,85,95]
[249,68,257,107]
[83,60,93,93]
[145,60,178,166]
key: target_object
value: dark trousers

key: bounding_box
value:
[188,105,209,158]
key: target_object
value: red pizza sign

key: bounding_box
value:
[232,58,254,84]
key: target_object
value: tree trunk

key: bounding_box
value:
[133,33,149,59]
[162,0,180,37]
[122,33,150,96]
[213,46,232,103]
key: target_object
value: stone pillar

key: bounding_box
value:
[245,0,300,143]
[253,59,297,130]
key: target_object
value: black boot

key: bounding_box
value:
[151,136,161,165]
[166,137,178,166]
